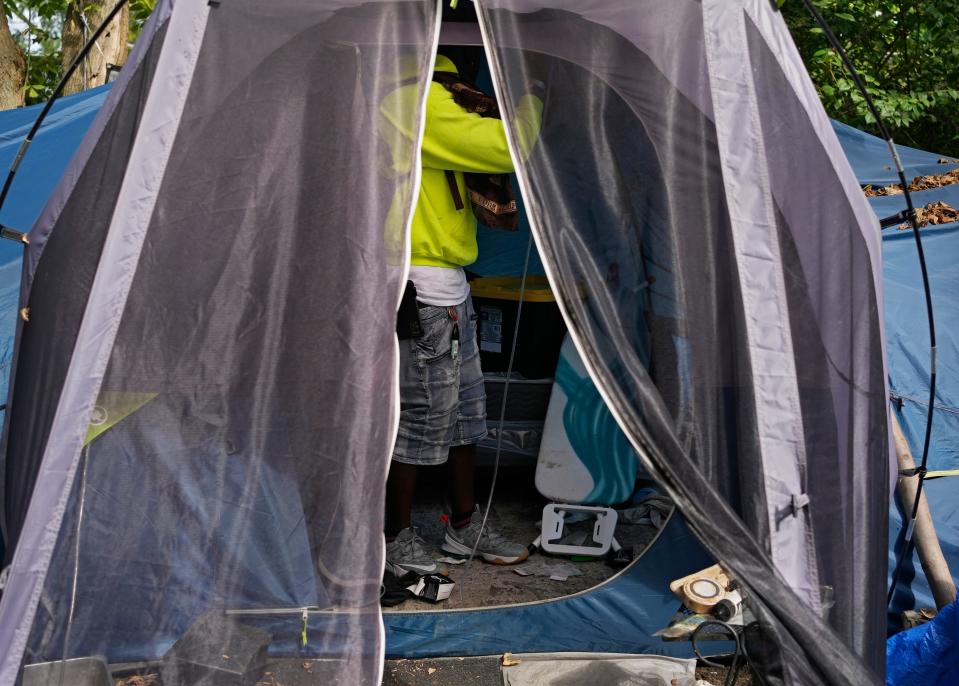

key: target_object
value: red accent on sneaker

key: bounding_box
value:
[439,514,449,524]
[451,517,472,530]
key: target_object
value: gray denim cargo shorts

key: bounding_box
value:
[392,295,488,465]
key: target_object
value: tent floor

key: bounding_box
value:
[115,657,752,685]
[381,657,754,685]
[383,464,662,611]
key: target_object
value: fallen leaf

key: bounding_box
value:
[900,200,959,229]
[502,652,521,667]
[864,167,959,198]
[428,667,437,674]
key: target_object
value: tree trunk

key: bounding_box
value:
[0,0,26,110]
[61,1,130,96]
[892,413,957,609]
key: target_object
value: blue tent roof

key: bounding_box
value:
[0,86,109,404]
[831,120,957,188]
[0,84,955,633]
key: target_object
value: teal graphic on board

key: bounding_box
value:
[536,336,638,505]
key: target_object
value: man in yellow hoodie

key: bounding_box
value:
[385,48,543,575]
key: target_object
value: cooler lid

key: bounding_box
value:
[470,275,555,302]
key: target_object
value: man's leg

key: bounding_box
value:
[385,304,459,575]
[440,296,528,564]
[385,462,418,540]
[447,444,475,529]
[384,459,436,575]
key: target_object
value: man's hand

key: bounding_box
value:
[525,79,547,100]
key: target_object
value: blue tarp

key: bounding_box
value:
[0,84,957,656]
[886,600,959,686]
[0,85,110,402]
[836,123,959,619]
[831,121,957,188]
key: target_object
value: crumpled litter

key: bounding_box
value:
[618,495,673,529]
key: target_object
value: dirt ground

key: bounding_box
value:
[115,658,754,686]
[383,464,662,611]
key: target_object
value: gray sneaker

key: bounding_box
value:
[441,507,530,564]
[386,527,438,575]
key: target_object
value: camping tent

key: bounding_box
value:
[0,1,893,684]
[0,89,954,666]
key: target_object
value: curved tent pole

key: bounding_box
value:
[0,0,130,227]
[796,0,939,609]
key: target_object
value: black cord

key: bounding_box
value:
[467,231,534,562]
[691,619,745,686]
[0,0,130,216]
[797,0,938,611]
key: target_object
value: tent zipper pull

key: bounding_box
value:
[449,307,459,359]
[300,608,308,647]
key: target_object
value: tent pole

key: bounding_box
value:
[891,413,956,610]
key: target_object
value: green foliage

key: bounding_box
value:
[4,0,151,106]
[4,0,68,105]
[128,0,154,41]
[781,0,959,155]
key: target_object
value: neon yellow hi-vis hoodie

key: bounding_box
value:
[380,55,543,269]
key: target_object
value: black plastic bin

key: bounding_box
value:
[470,275,566,380]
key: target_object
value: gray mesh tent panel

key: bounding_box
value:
[478,0,888,683]
[0,0,889,684]
[0,0,438,683]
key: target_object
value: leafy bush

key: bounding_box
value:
[782,0,959,155]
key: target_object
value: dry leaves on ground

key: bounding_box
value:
[864,183,904,197]
[902,201,959,229]
[864,168,959,197]
[115,675,159,686]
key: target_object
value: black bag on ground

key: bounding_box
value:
[381,569,420,607]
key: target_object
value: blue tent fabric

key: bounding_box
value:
[27,394,322,664]
[886,600,959,686]
[0,86,108,252]
[831,120,956,188]
[888,477,959,618]
[884,222,959,479]
[0,85,108,403]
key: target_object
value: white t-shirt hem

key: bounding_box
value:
[409,265,470,306]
